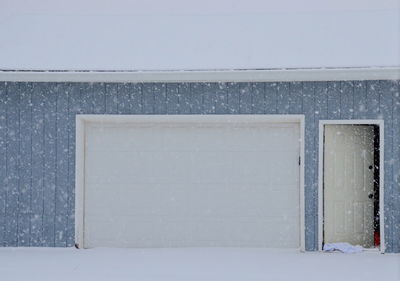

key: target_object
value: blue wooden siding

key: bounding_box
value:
[0,80,399,252]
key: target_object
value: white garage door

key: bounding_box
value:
[82,117,301,248]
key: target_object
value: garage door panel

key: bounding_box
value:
[85,216,299,248]
[83,120,301,248]
[86,125,298,152]
[85,183,299,218]
[86,150,298,185]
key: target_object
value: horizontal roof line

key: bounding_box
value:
[0,67,399,83]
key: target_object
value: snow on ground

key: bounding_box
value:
[0,248,398,281]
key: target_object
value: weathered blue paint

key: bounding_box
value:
[0,80,399,252]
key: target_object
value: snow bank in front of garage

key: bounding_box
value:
[0,247,398,281]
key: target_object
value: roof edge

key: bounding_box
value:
[0,67,399,83]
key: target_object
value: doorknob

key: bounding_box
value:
[368,165,373,170]
[368,193,374,199]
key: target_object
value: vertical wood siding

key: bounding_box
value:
[0,81,398,252]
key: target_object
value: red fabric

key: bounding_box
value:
[374,231,380,247]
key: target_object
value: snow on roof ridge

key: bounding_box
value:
[0,66,399,73]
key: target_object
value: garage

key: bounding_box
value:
[76,115,304,249]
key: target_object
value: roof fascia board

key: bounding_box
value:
[0,68,399,83]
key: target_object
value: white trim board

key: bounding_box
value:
[1,67,400,83]
[75,114,306,250]
[317,120,385,253]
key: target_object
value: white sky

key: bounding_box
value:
[0,0,399,70]
[1,0,399,14]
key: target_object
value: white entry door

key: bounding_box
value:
[82,118,301,248]
[324,125,375,247]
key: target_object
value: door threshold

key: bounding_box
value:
[363,247,381,253]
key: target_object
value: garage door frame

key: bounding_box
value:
[75,114,305,250]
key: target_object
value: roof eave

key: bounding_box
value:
[0,67,399,83]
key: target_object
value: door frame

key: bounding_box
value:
[318,119,385,253]
[75,114,306,250]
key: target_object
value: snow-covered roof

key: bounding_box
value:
[0,0,399,71]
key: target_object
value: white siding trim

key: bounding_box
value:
[380,122,385,253]
[75,116,86,249]
[75,114,306,251]
[1,67,399,83]
[299,115,306,252]
[318,119,385,253]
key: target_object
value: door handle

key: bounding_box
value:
[368,193,374,199]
